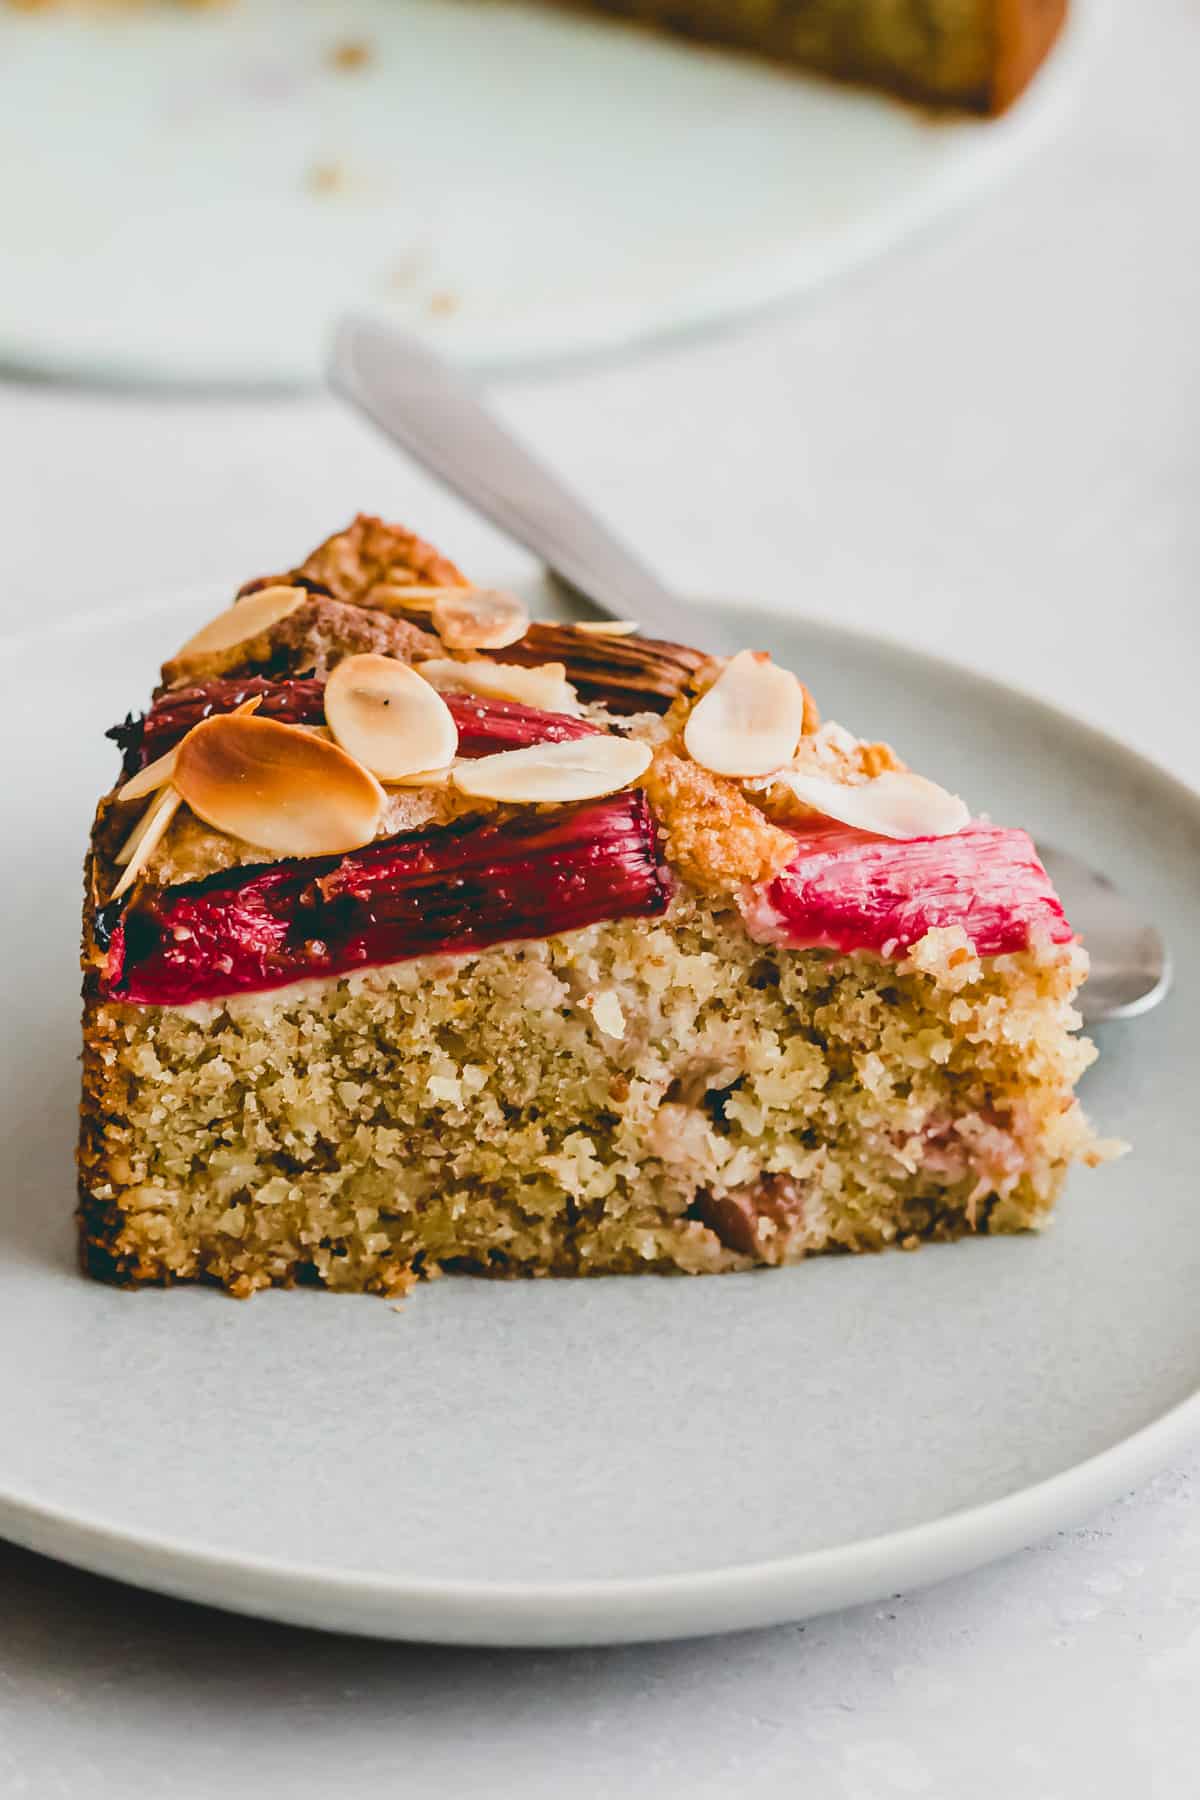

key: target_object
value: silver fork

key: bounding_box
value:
[328,314,1170,1025]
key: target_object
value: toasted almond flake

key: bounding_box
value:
[370,585,466,601]
[589,991,626,1039]
[386,764,457,789]
[572,619,639,637]
[431,588,529,651]
[416,657,581,716]
[780,770,970,839]
[170,586,308,666]
[324,653,459,780]
[450,734,651,804]
[117,694,263,802]
[683,650,806,778]
[118,744,179,804]
[114,779,181,867]
[357,585,465,621]
[173,713,385,856]
[110,786,182,899]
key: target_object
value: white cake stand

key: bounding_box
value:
[0,0,1096,384]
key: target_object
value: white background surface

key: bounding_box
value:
[2,0,1198,1791]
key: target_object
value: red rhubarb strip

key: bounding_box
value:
[442,693,598,757]
[121,678,598,769]
[103,791,670,1005]
[743,822,1073,958]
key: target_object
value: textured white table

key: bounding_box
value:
[3,0,1198,1791]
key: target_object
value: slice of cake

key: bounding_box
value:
[567,0,1069,114]
[79,514,1111,1296]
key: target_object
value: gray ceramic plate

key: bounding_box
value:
[1,596,1196,1647]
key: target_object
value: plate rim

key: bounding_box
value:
[2,1385,1197,1646]
[1,592,1195,1647]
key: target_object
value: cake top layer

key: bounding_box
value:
[746,823,1073,959]
[88,514,1075,1002]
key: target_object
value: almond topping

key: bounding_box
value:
[450,734,651,804]
[780,770,970,839]
[116,696,262,802]
[431,588,529,651]
[359,585,465,621]
[110,785,183,900]
[170,586,308,667]
[324,653,459,781]
[416,657,581,716]
[683,650,806,778]
[118,744,179,804]
[572,619,639,637]
[386,765,456,789]
[173,713,385,856]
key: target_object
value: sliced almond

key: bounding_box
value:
[117,694,263,802]
[572,620,639,637]
[110,786,182,900]
[683,651,806,778]
[324,653,459,781]
[780,770,970,840]
[352,584,472,627]
[451,734,651,804]
[118,744,179,804]
[416,657,581,716]
[173,713,385,856]
[377,586,464,597]
[386,764,457,789]
[170,586,308,666]
[114,780,181,867]
[431,588,529,652]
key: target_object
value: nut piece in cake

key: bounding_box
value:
[324,654,459,780]
[430,588,529,651]
[171,712,386,857]
[683,649,806,777]
[416,656,582,715]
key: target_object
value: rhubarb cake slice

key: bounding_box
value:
[79,515,1113,1296]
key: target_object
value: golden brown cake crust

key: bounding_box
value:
[238,513,468,609]
[990,0,1069,112]
[643,745,799,890]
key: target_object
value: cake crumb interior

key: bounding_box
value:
[79,893,1105,1296]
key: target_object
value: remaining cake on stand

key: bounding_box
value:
[570,0,1070,113]
[79,515,1112,1296]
